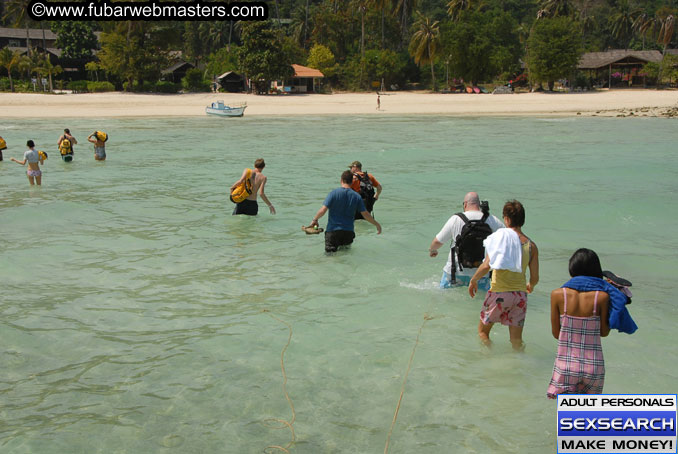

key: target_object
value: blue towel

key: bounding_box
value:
[562,276,638,335]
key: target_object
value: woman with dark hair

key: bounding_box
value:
[547,248,610,397]
[10,140,44,185]
[468,200,539,350]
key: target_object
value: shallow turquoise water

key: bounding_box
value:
[1,115,677,453]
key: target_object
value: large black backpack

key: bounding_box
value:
[453,212,493,271]
[355,172,376,211]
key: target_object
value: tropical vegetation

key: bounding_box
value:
[0,0,676,93]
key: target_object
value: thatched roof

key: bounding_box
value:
[578,50,662,70]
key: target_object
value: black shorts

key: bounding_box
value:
[324,230,355,253]
[232,199,258,216]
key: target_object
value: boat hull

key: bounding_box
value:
[205,106,246,117]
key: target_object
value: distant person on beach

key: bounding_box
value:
[10,140,44,185]
[349,161,382,220]
[468,200,539,350]
[230,158,276,216]
[429,192,503,289]
[547,249,610,397]
[58,128,77,159]
[377,93,380,110]
[87,131,107,161]
[310,170,381,253]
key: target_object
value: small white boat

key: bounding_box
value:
[205,100,247,117]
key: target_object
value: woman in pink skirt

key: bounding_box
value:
[547,249,610,398]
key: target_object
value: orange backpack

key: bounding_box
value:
[230,169,253,203]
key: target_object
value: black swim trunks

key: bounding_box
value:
[324,230,355,253]
[233,199,258,216]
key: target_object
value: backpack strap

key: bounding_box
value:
[455,212,469,224]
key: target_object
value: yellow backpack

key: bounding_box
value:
[38,150,48,161]
[230,168,253,203]
[59,138,72,155]
[95,131,108,142]
[0,136,6,151]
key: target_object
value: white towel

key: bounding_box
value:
[483,228,522,272]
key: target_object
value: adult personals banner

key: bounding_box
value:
[557,394,677,453]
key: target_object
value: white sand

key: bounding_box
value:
[1,89,677,118]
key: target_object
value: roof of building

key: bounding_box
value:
[217,71,243,80]
[161,61,194,75]
[7,47,62,57]
[578,50,663,69]
[292,64,324,78]
[0,27,57,40]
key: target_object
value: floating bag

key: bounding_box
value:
[230,168,253,203]
[59,138,72,155]
[0,136,7,151]
[95,131,108,142]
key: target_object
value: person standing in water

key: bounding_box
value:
[230,158,276,216]
[57,128,77,160]
[11,140,44,185]
[88,131,107,161]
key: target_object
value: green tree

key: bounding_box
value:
[307,44,338,78]
[609,0,640,49]
[447,0,473,21]
[409,11,440,90]
[0,48,22,92]
[50,21,98,59]
[657,14,675,83]
[205,47,240,80]
[527,16,583,90]
[237,22,293,93]
[539,0,577,18]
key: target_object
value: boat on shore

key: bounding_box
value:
[205,101,247,117]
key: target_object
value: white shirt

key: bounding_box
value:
[24,148,39,164]
[435,210,504,276]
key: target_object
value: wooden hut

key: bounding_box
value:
[161,61,194,83]
[578,50,662,87]
[217,71,245,92]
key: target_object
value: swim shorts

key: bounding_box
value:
[233,199,258,216]
[324,230,355,253]
[27,169,42,177]
[480,291,527,327]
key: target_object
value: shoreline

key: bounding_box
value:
[1,89,677,118]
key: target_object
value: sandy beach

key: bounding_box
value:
[1,89,677,118]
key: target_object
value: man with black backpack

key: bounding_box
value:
[428,192,504,290]
[349,161,382,220]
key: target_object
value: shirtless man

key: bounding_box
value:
[11,140,44,185]
[230,158,276,216]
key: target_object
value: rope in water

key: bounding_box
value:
[262,310,296,454]
[383,313,434,454]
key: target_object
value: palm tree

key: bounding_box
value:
[34,52,62,92]
[609,0,640,50]
[632,12,656,50]
[657,14,675,84]
[447,0,472,21]
[393,0,418,47]
[3,0,33,57]
[369,0,390,48]
[409,12,440,91]
[0,48,22,92]
[540,0,576,18]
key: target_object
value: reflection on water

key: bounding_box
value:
[1,116,677,453]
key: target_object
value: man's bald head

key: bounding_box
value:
[463,192,480,210]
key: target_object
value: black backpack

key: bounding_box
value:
[355,172,376,211]
[453,212,493,271]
